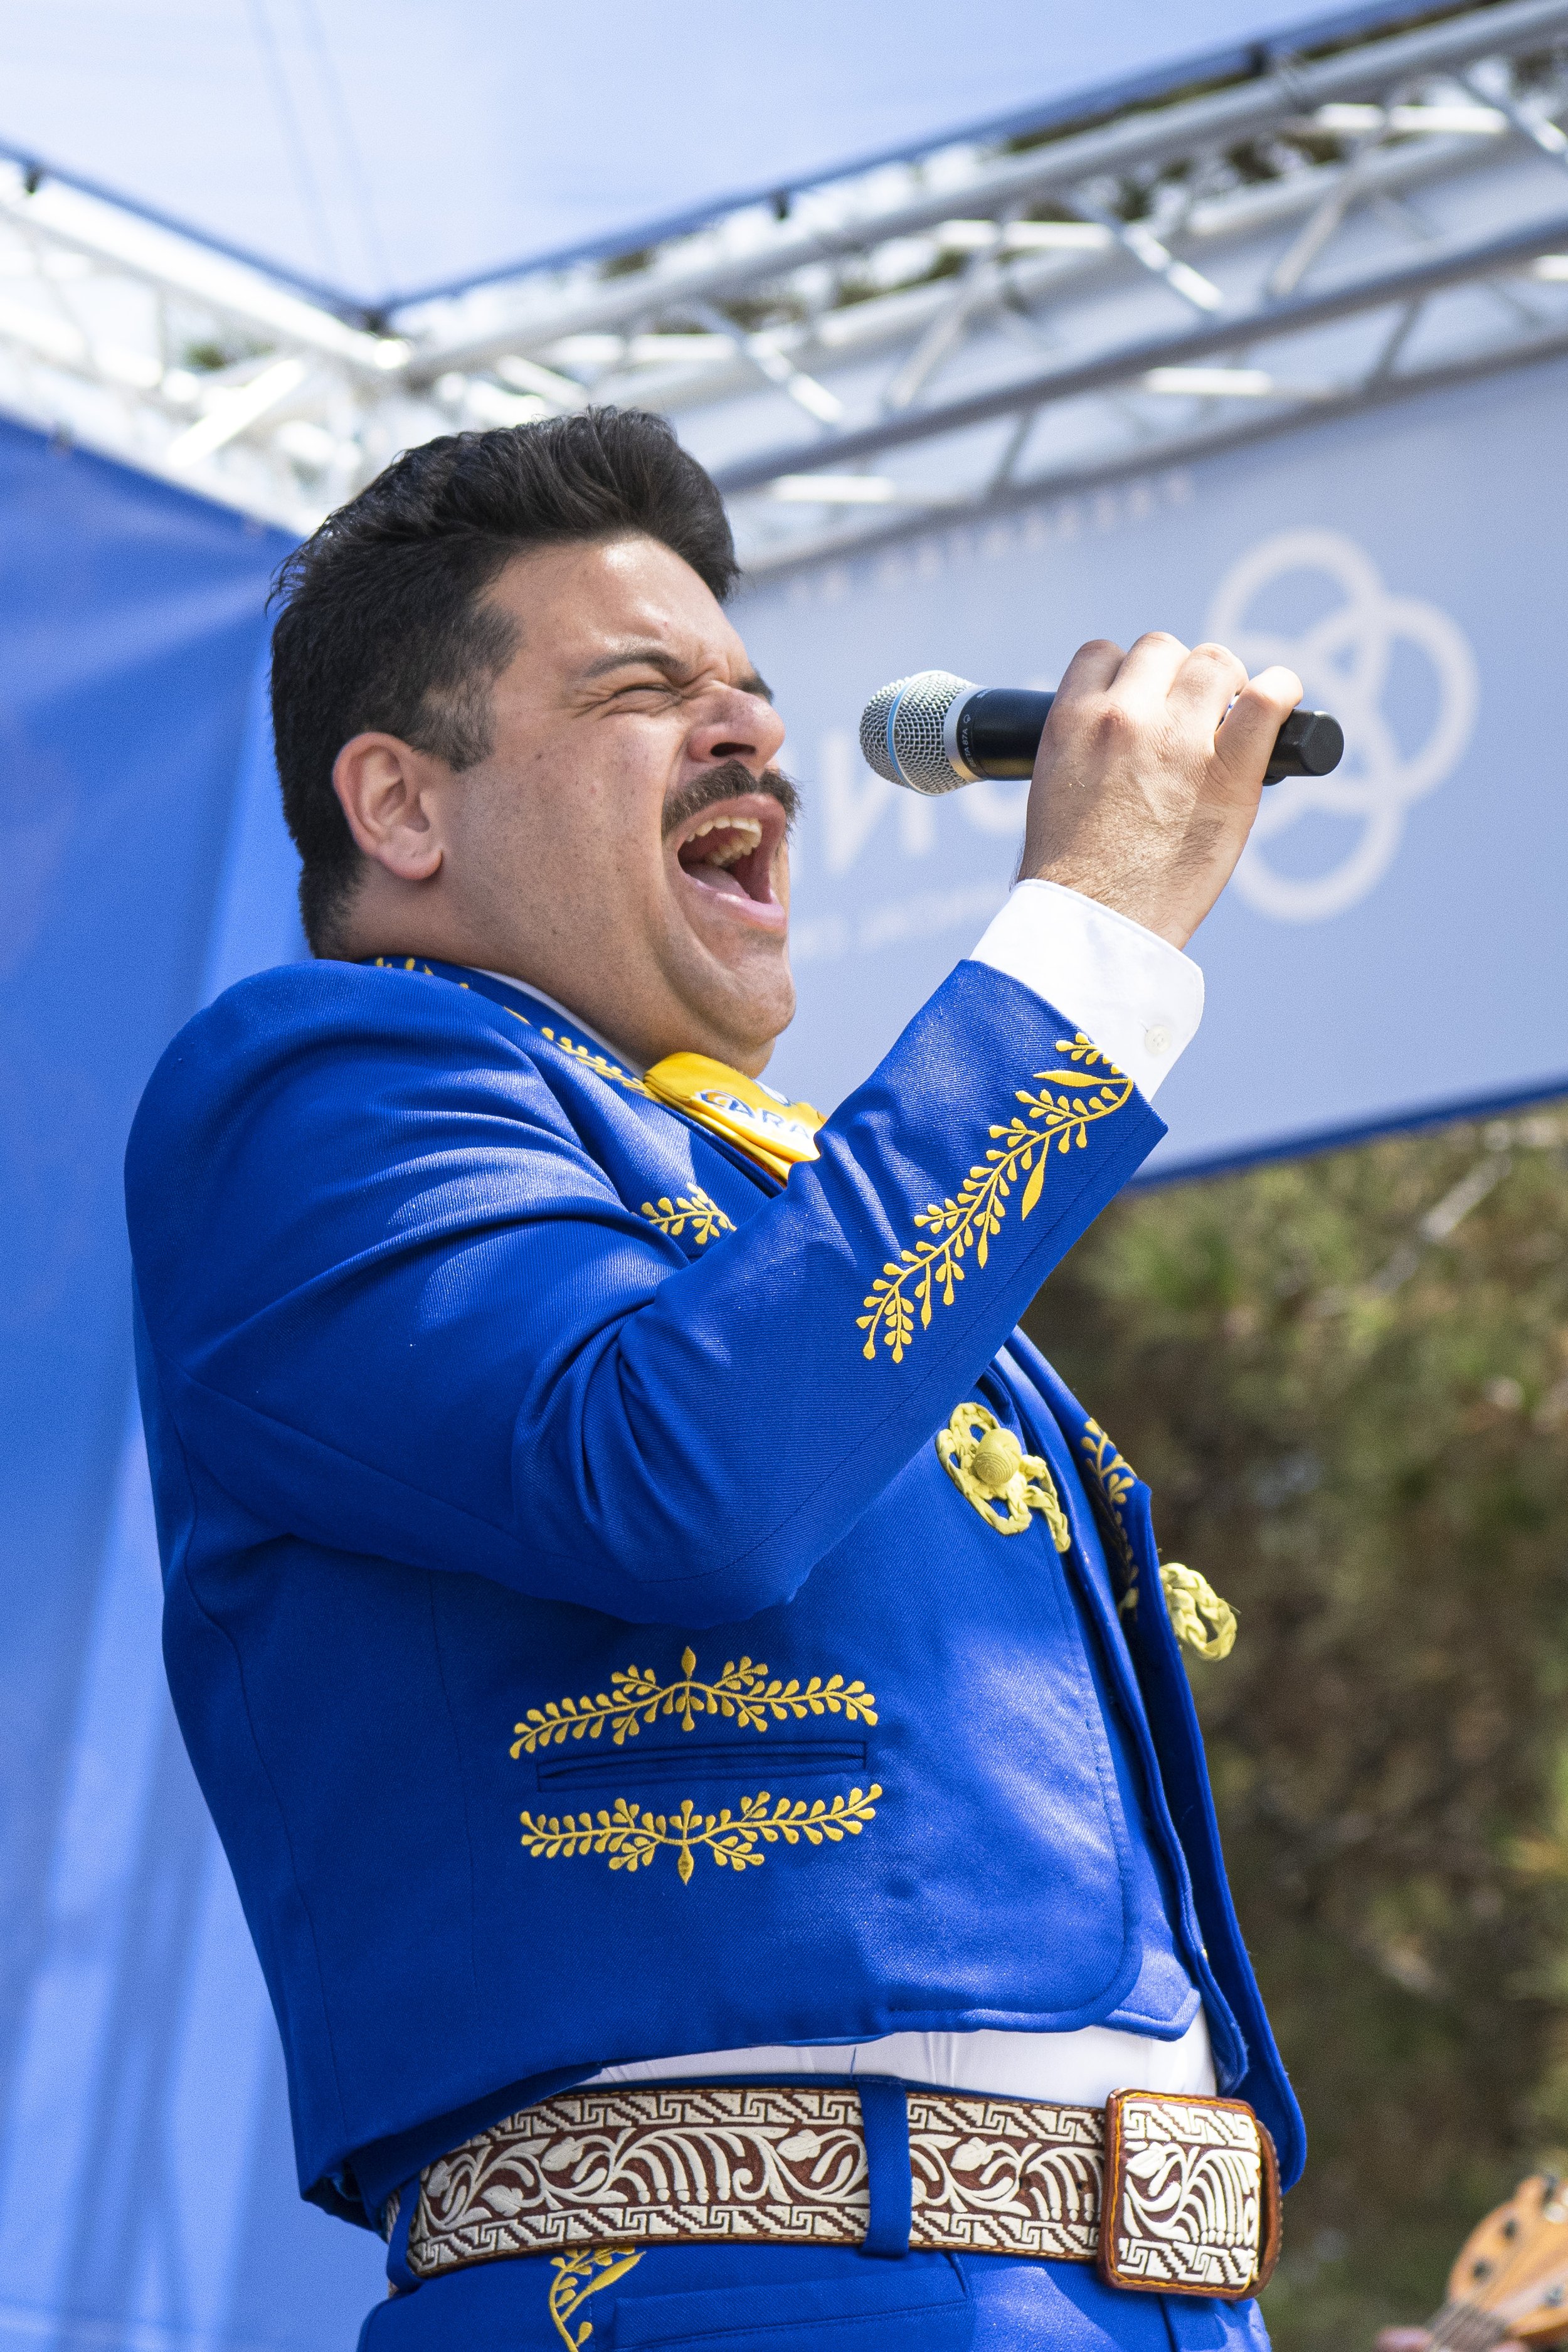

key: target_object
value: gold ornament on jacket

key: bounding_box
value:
[936,1403,1072,1545]
[1158,1564,1238,1661]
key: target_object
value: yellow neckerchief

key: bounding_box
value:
[641,1052,823,1184]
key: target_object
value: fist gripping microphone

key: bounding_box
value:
[859,670,1345,795]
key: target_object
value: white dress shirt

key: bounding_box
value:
[970,878,1204,1103]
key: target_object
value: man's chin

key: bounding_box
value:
[662,935,795,1071]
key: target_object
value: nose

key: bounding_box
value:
[687,685,787,776]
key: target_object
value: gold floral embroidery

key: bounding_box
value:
[514,1651,881,1887]
[520,1786,882,1885]
[1159,1563,1238,1661]
[857,1038,1135,1363]
[548,2245,643,2348]
[936,1403,1072,1545]
[1076,1426,1237,1655]
[511,1647,877,1755]
[374,955,538,1032]
[1078,1416,1140,1606]
[640,1187,736,1244]
[539,1027,652,1097]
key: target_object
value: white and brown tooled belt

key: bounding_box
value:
[383,2084,1281,2299]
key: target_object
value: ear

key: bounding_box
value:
[332,732,447,883]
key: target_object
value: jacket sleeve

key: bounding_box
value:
[127,957,1164,1625]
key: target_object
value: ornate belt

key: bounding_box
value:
[384,2083,1280,2300]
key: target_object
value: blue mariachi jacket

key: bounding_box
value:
[124,953,1304,2232]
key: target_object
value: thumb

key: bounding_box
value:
[1211,665,1304,792]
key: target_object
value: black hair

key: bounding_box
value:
[269,408,739,952]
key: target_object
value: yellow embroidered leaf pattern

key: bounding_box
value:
[639,1187,736,1244]
[857,1037,1135,1363]
[548,2245,643,2349]
[519,1787,882,1885]
[1078,1416,1140,1607]
[539,1027,652,1098]
[511,1648,876,1756]
[373,953,538,1027]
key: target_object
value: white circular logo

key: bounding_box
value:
[1206,527,1478,922]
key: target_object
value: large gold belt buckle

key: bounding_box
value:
[1100,2090,1282,2299]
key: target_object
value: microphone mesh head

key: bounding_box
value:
[859,676,917,783]
[859,669,976,793]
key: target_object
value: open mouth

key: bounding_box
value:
[672,797,786,918]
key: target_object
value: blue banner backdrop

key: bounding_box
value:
[746,356,1568,1172]
[0,418,385,2350]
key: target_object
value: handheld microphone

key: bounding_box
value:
[859,670,1345,796]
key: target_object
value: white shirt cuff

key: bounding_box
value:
[969,879,1204,1101]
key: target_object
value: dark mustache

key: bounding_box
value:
[662,759,800,842]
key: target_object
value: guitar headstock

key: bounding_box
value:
[1435,2175,1568,2349]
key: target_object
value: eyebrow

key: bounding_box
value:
[578,642,772,701]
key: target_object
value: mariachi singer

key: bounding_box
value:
[125,409,1306,2352]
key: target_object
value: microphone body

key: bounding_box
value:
[859,670,1345,795]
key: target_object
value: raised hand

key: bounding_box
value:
[1020,631,1303,949]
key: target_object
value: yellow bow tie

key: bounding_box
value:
[642,1053,823,1183]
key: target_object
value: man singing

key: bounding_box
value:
[126,410,1305,2352]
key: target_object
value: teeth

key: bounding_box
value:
[685,815,763,866]
[688,815,763,844]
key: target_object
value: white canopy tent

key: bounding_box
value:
[0,0,1426,307]
[0,0,1564,572]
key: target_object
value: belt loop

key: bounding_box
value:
[857,2077,911,2259]
[385,2176,421,2295]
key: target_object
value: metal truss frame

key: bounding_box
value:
[1,0,1567,563]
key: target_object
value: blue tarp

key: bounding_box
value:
[0,419,386,2346]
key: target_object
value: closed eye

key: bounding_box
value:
[601,674,692,706]
[578,650,771,706]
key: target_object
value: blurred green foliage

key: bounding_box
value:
[1024,1105,1568,2352]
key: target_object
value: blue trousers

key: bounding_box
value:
[358,2242,1273,2352]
